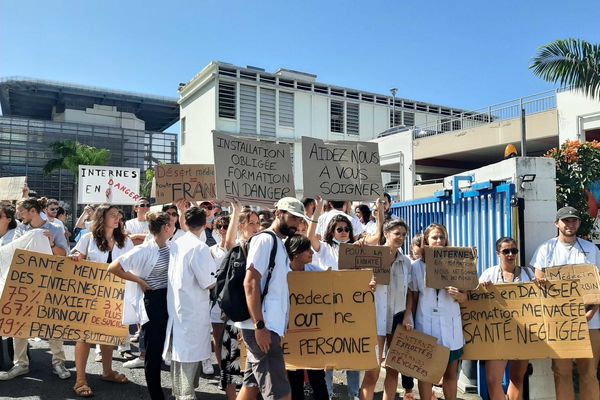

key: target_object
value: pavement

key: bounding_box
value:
[0,339,482,400]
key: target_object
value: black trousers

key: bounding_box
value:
[392,311,415,390]
[288,369,330,400]
[142,288,168,400]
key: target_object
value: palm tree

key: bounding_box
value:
[530,38,600,99]
[43,140,111,217]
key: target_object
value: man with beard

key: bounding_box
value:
[530,206,600,400]
[235,197,305,400]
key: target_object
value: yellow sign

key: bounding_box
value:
[461,281,592,360]
[282,270,378,370]
[0,249,128,345]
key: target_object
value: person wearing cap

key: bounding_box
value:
[530,206,600,400]
[126,198,151,245]
[235,197,305,400]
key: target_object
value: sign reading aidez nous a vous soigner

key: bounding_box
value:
[78,165,141,205]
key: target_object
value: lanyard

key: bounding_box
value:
[546,237,587,267]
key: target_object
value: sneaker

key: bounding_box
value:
[119,350,136,360]
[201,358,214,375]
[123,357,145,369]
[0,365,29,380]
[52,362,71,379]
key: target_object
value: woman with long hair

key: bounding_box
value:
[0,203,18,247]
[71,205,134,397]
[409,223,466,400]
[480,237,532,400]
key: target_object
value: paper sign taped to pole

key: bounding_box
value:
[153,164,216,204]
[0,176,26,201]
[0,249,128,345]
[301,136,383,201]
[461,281,592,360]
[212,131,295,206]
[338,243,395,284]
[385,328,450,384]
[545,264,600,304]
[78,165,141,205]
[282,270,378,370]
[423,246,478,290]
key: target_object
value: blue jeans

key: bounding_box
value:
[325,370,360,398]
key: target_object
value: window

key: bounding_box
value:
[218,81,236,119]
[346,103,359,135]
[180,117,186,145]
[389,109,402,127]
[240,84,257,135]
[260,88,276,136]
[452,119,462,130]
[330,100,344,133]
[440,118,451,133]
[403,112,415,126]
[279,91,294,127]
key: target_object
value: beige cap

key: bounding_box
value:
[275,197,305,218]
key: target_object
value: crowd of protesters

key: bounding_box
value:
[0,183,598,400]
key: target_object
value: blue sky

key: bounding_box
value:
[2,0,599,131]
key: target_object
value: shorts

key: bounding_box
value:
[241,329,291,400]
[211,303,224,324]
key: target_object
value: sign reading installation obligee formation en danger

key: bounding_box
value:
[301,137,383,201]
[78,165,141,205]
[282,270,377,370]
[0,249,128,345]
[213,131,295,206]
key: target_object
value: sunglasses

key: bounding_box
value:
[166,211,178,217]
[216,224,229,230]
[335,227,350,233]
[138,204,151,208]
[48,207,58,212]
[501,248,519,255]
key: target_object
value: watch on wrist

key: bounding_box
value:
[254,320,265,330]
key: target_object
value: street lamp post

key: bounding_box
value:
[390,88,398,127]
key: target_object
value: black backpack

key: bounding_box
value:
[211,230,278,322]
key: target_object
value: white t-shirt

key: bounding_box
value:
[234,231,290,337]
[479,265,534,284]
[73,232,134,263]
[530,237,600,329]
[313,242,341,271]
[316,210,364,238]
[125,218,149,235]
[0,228,16,247]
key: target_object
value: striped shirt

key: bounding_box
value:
[145,246,170,290]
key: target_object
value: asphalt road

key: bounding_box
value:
[0,339,481,400]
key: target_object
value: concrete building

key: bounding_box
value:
[178,61,474,196]
[0,77,179,210]
[376,88,600,199]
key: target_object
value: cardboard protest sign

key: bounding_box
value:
[0,249,128,345]
[213,132,295,206]
[461,281,592,360]
[282,270,378,370]
[301,137,383,201]
[78,165,141,205]
[545,264,600,304]
[153,164,216,204]
[0,176,26,201]
[0,230,52,296]
[338,243,395,284]
[385,328,450,384]
[423,246,478,290]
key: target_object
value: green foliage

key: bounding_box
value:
[545,140,600,238]
[139,162,164,199]
[530,38,600,100]
[43,140,111,180]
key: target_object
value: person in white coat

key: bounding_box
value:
[164,206,217,400]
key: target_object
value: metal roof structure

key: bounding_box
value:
[0,77,179,131]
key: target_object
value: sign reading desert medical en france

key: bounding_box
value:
[213,131,295,206]
[153,164,216,204]
[282,270,377,370]
[423,246,479,290]
[301,137,383,201]
[461,281,592,360]
[0,249,128,346]
[78,165,141,205]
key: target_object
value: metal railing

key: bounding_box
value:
[411,90,557,139]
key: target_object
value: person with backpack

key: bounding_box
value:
[233,197,305,400]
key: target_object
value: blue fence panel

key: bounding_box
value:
[391,182,515,279]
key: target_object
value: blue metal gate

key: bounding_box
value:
[391,180,516,275]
